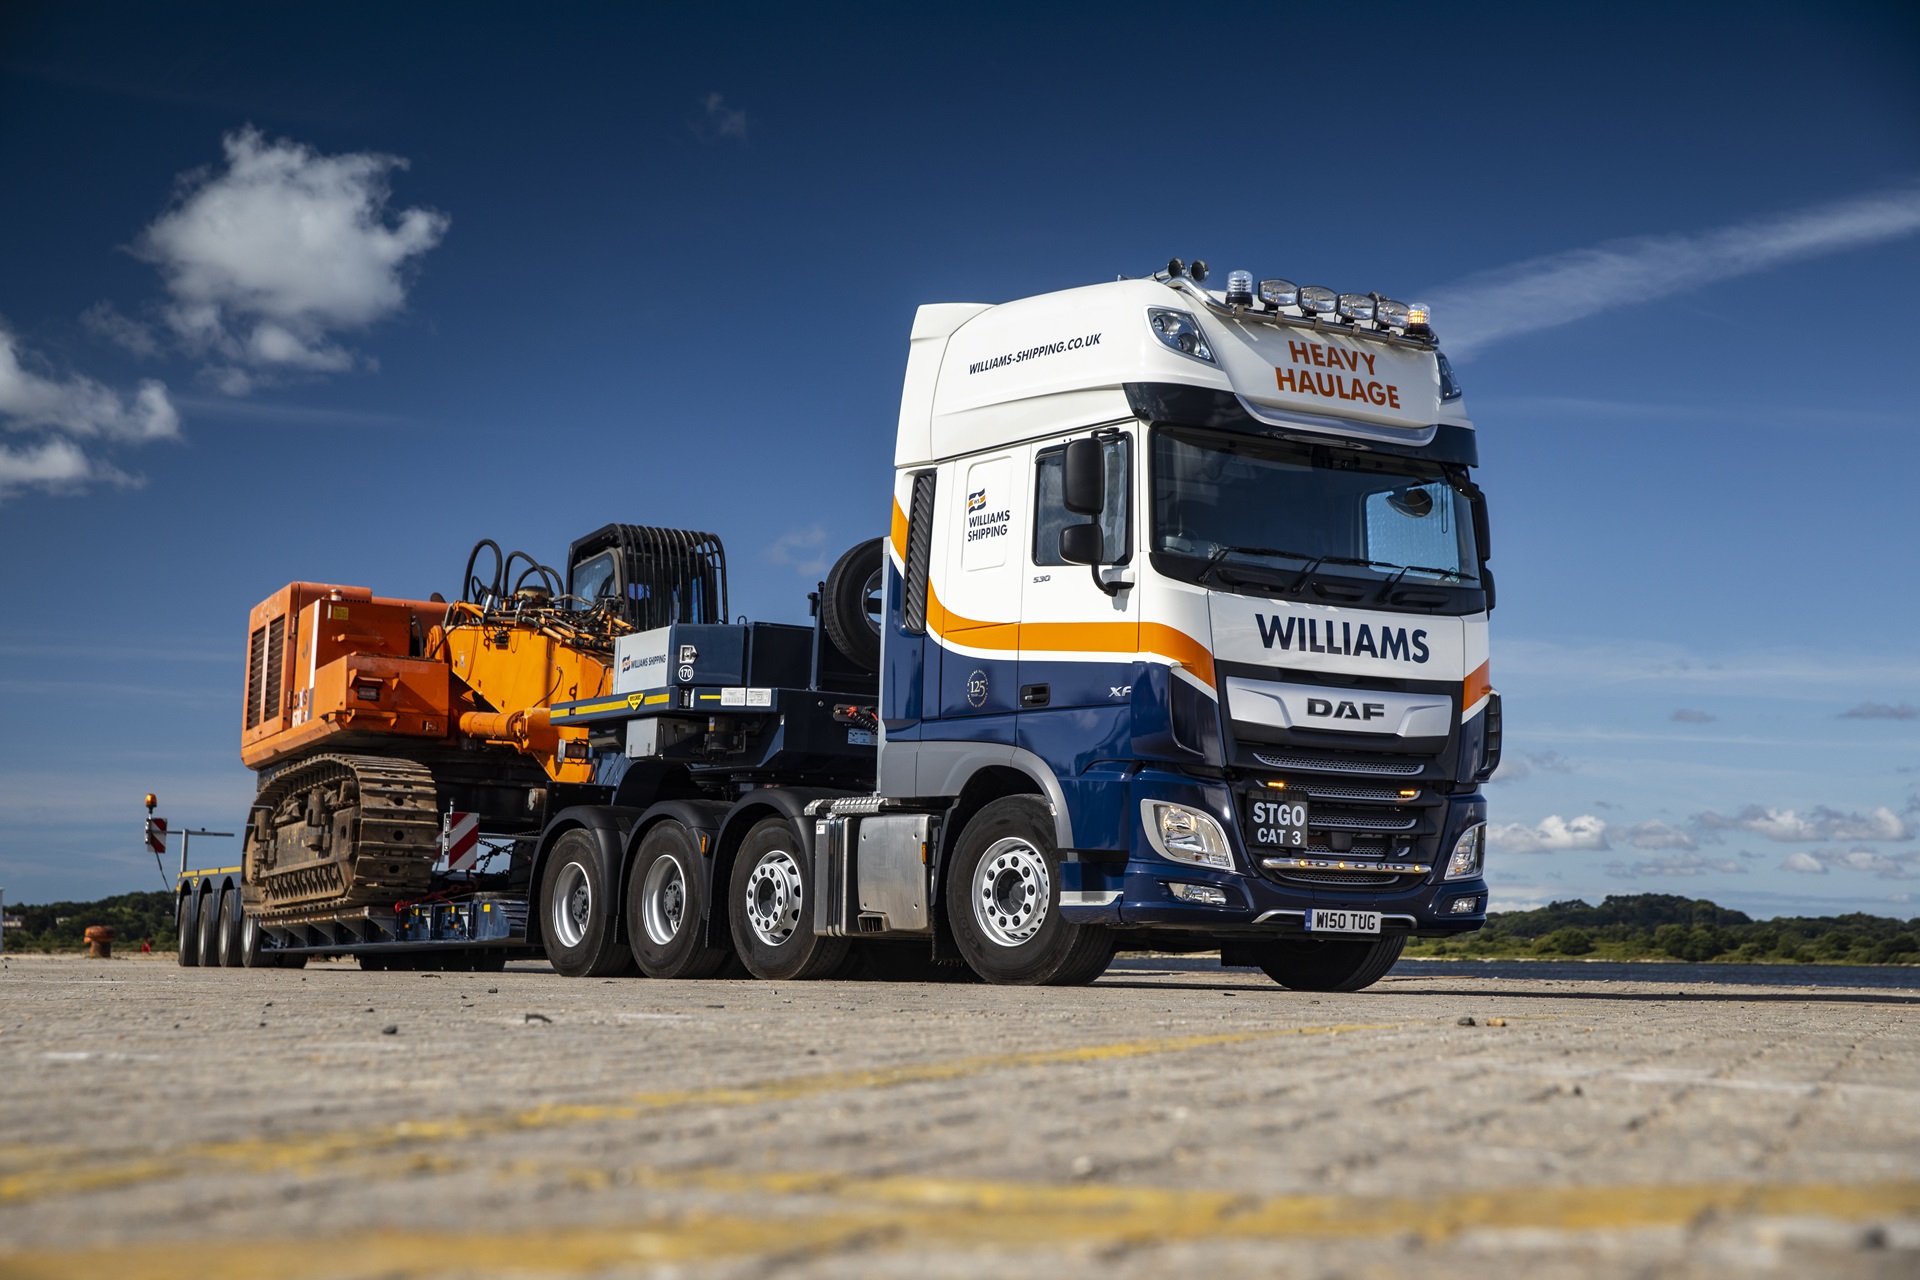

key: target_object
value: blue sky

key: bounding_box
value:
[2,3,1918,916]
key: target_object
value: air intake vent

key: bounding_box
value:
[261,616,286,726]
[1253,751,1423,777]
[246,626,267,729]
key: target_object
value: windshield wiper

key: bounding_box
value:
[1193,545,1318,588]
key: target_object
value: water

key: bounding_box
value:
[1110,955,1920,990]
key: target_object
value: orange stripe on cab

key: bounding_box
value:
[1463,660,1491,712]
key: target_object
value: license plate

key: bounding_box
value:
[1307,909,1380,935]
[1245,794,1310,851]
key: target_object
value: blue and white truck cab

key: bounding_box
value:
[278,260,1499,990]
[867,261,1498,989]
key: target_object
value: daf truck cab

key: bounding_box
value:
[873,262,1497,990]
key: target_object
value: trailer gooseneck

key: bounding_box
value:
[173,259,1498,991]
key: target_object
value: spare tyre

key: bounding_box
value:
[822,537,885,673]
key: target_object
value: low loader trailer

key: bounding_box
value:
[173,258,1500,990]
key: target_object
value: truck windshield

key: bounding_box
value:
[1150,426,1481,597]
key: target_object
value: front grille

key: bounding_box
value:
[1312,812,1417,832]
[1299,783,1419,802]
[1253,751,1423,777]
[1269,870,1408,887]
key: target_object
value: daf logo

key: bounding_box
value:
[1307,697,1386,721]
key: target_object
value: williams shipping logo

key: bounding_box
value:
[967,332,1102,375]
[967,489,986,512]
[966,488,1009,543]
[1258,614,1429,664]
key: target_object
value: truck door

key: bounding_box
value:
[1019,431,1139,712]
[934,448,1029,728]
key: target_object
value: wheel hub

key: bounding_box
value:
[641,854,687,946]
[550,861,591,949]
[972,837,1050,948]
[744,849,803,947]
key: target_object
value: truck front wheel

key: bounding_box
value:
[728,818,849,981]
[540,829,636,978]
[946,796,1113,986]
[628,821,734,979]
[1249,936,1405,992]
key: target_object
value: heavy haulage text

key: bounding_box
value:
[1276,340,1402,409]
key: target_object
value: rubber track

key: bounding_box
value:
[246,754,440,918]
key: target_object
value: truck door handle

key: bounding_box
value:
[1020,683,1050,707]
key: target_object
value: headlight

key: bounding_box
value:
[1142,800,1235,870]
[1297,286,1337,316]
[1376,299,1410,329]
[1258,278,1298,308]
[1337,293,1375,322]
[1445,823,1485,880]
[1147,308,1214,363]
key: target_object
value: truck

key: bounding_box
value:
[171,258,1499,991]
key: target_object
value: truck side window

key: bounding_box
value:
[1033,436,1130,567]
[904,471,936,635]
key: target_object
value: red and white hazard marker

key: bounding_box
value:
[441,811,481,871]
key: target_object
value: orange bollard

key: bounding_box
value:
[84,925,116,959]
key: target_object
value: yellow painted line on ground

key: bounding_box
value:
[0,1021,1401,1203]
[1,1176,1913,1278]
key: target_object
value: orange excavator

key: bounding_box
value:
[230,526,729,942]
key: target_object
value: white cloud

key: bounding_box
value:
[0,328,178,442]
[1607,853,1746,878]
[1431,186,1920,357]
[1785,847,1920,880]
[1693,805,1910,843]
[136,127,448,390]
[1671,708,1716,724]
[1487,814,1609,854]
[1626,820,1697,851]
[0,437,139,498]
[696,93,749,142]
[80,301,160,358]
[766,525,830,577]
[1840,702,1919,720]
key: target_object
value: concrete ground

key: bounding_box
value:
[0,951,1915,1279]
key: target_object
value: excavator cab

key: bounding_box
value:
[566,524,729,631]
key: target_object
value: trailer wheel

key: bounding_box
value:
[728,817,849,981]
[240,910,268,968]
[215,888,245,967]
[195,889,222,968]
[822,538,884,673]
[946,796,1115,986]
[628,821,733,979]
[1248,936,1405,993]
[540,829,634,978]
[176,892,200,968]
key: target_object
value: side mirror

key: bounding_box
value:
[1062,439,1104,516]
[1058,522,1103,566]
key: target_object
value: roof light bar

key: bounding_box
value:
[1297,286,1337,316]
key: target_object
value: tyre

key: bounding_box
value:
[727,817,849,981]
[176,892,200,968]
[821,538,884,673]
[240,910,269,968]
[627,821,733,979]
[540,829,634,978]
[1250,936,1406,993]
[195,890,221,968]
[945,796,1115,986]
[216,888,245,967]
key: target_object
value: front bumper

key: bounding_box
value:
[1057,770,1488,937]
